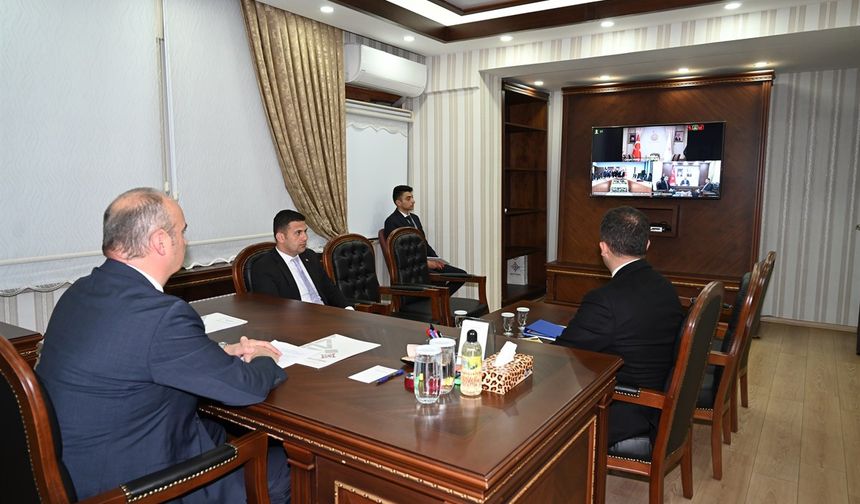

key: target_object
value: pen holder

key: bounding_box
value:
[481,353,534,395]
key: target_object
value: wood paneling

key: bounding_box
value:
[549,74,772,305]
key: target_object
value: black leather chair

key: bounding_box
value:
[383,227,488,326]
[232,242,276,295]
[738,251,776,409]
[608,281,723,504]
[322,233,449,319]
[694,266,760,479]
[0,335,271,504]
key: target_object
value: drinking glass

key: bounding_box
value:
[501,312,515,336]
[429,337,456,394]
[413,345,441,404]
[453,310,468,328]
[516,307,530,334]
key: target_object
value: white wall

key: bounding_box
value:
[1,0,302,331]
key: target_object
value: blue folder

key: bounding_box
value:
[522,319,565,341]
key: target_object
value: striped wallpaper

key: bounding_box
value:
[760,68,860,327]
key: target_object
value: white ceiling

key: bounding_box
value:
[267,0,860,90]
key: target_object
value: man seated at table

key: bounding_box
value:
[36,187,290,503]
[383,184,467,295]
[252,209,352,308]
[555,206,684,447]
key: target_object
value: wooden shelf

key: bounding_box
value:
[502,82,548,304]
[505,121,547,133]
[505,167,547,173]
[505,246,545,260]
[504,208,545,217]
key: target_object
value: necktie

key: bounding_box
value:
[293,257,324,305]
[407,215,417,228]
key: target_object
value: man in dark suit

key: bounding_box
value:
[700,177,716,193]
[36,188,290,503]
[656,175,670,191]
[555,206,684,446]
[383,185,467,295]
[251,209,351,308]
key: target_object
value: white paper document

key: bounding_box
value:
[348,365,399,383]
[270,340,318,368]
[201,312,247,334]
[297,334,380,369]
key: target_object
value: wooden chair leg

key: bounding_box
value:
[649,469,665,504]
[722,408,732,445]
[711,416,723,480]
[740,370,749,408]
[730,378,739,433]
[682,437,694,498]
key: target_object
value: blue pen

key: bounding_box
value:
[375,369,404,385]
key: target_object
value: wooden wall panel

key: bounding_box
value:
[551,74,772,304]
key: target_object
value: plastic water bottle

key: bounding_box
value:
[460,329,482,397]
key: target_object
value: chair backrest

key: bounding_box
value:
[385,227,430,286]
[232,242,276,295]
[0,336,75,503]
[322,234,382,304]
[750,251,776,336]
[740,251,776,369]
[720,270,753,353]
[654,281,723,462]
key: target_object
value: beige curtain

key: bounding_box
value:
[240,0,347,238]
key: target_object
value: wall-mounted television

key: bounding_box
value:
[590,122,724,199]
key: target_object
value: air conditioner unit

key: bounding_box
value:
[344,44,427,98]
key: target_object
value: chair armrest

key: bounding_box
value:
[388,284,438,291]
[78,431,270,504]
[428,273,488,305]
[612,384,667,410]
[707,350,730,367]
[381,285,451,325]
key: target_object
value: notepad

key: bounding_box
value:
[201,312,247,334]
[522,319,565,341]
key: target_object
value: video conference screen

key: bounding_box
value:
[590,122,725,199]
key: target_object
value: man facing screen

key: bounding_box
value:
[555,206,684,446]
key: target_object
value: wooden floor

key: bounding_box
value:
[605,321,860,504]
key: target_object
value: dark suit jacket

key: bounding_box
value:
[250,248,349,308]
[555,260,684,444]
[701,182,715,192]
[383,210,439,258]
[36,259,285,502]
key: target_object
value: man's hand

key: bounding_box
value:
[427,259,445,270]
[223,336,282,363]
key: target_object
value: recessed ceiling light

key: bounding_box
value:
[753,61,769,68]
[678,67,690,73]
[600,20,615,28]
[534,80,544,86]
[500,35,513,42]
[403,35,415,42]
[320,5,334,14]
[725,2,742,9]
[599,75,612,80]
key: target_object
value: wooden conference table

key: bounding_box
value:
[193,294,621,504]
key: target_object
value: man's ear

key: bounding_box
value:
[598,241,610,257]
[150,229,168,256]
[275,231,285,244]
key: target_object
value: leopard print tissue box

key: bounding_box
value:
[481,352,534,394]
